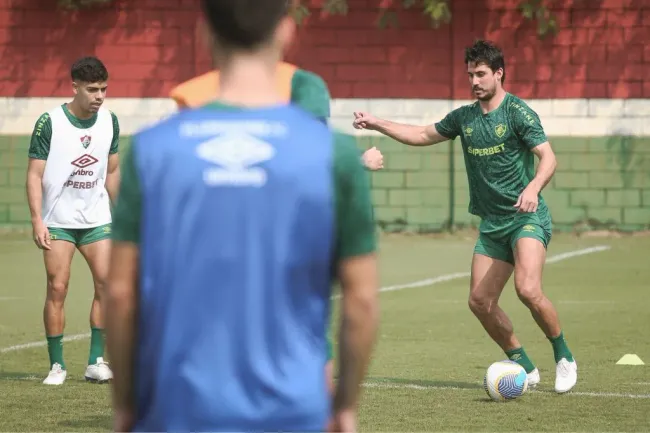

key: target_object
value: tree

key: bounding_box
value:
[292,0,558,38]
[58,0,559,38]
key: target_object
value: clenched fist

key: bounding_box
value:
[362,147,384,171]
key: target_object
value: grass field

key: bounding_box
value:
[1,231,649,432]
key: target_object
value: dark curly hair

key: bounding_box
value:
[70,56,109,83]
[464,40,506,84]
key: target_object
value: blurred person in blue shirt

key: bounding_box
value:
[104,0,380,431]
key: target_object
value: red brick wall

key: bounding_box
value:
[1,0,648,99]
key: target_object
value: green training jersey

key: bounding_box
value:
[290,68,331,121]
[435,93,548,220]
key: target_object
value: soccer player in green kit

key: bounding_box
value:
[352,40,577,394]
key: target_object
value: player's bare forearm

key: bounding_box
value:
[105,241,139,414]
[106,172,120,204]
[26,176,43,222]
[26,159,46,223]
[106,153,121,204]
[529,142,557,193]
[530,157,555,193]
[375,119,443,147]
[334,254,380,412]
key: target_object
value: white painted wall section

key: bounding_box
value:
[0,97,648,136]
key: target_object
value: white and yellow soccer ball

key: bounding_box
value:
[483,360,528,402]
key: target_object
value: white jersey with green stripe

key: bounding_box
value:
[28,104,119,229]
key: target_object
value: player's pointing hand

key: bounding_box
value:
[352,112,379,131]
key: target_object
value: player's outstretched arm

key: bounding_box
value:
[330,133,380,432]
[353,111,449,147]
[105,146,142,433]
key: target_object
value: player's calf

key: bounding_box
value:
[43,279,69,380]
[43,282,68,385]
[42,242,75,384]
[79,238,111,380]
[513,279,561,337]
[513,237,577,393]
[469,253,540,377]
[513,237,562,336]
[44,279,68,333]
[88,292,106,367]
[467,254,511,322]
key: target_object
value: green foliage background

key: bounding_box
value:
[57,0,560,39]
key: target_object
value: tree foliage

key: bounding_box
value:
[57,0,113,9]
[294,0,560,38]
[57,0,559,38]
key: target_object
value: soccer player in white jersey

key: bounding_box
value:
[26,56,120,386]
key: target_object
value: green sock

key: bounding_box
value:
[88,327,105,365]
[548,331,574,363]
[46,334,66,370]
[505,347,536,374]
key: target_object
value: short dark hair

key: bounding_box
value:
[464,40,506,84]
[71,56,108,83]
[200,0,290,50]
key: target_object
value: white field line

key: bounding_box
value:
[0,245,610,354]
[3,374,649,399]
[364,382,650,399]
[544,245,611,263]
[558,300,616,305]
[332,245,611,300]
[1,333,90,354]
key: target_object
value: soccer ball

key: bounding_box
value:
[483,360,528,402]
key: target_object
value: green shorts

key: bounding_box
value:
[474,210,552,265]
[48,224,112,247]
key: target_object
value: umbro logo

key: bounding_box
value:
[196,132,275,187]
[71,154,98,168]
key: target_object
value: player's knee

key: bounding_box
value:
[93,278,107,299]
[468,293,496,316]
[47,280,68,302]
[514,279,543,307]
